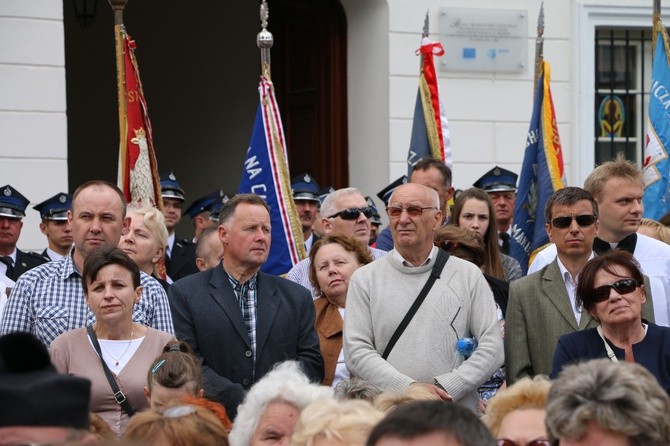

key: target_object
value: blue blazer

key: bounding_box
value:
[169,263,324,418]
[551,322,670,395]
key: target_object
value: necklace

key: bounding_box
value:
[98,326,135,366]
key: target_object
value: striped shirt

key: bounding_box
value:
[286,246,388,298]
[0,254,174,347]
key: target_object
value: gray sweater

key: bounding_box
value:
[343,247,504,408]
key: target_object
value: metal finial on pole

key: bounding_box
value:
[108,0,127,26]
[422,10,430,38]
[257,0,274,79]
[533,2,545,93]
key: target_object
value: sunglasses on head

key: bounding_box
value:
[592,278,639,302]
[386,205,437,218]
[496,440,551,446]
[440,240,460,251]
[327,206,373,220]
[550,214,597,229]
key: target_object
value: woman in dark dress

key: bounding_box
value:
[551,250,670,394]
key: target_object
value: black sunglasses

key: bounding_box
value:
[592,278,639,302]
[327,206,373,220]
[496,440,551,446]
[550,214,597,229]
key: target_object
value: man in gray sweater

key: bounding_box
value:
[344,183,503,410]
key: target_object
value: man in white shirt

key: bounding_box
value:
[528,156,670,327]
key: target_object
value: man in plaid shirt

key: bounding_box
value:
[0,180,173,346]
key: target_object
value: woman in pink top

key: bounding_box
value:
[50,247,173,437]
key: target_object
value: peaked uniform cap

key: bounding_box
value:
[160,171,185,202]
[473,166,518,193]
[291,173,321,202]
[32,192,72,221]
[0,185,29,219]
[377,176,408,206]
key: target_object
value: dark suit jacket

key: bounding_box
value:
[314,297,343,386]
[505,259,655,385]
[169,264,324,419]
[9,249,48,282]
[166,237,198,281]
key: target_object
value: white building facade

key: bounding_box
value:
[0,0,659,249]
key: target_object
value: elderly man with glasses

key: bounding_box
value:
[343,183,503,411]
[505,187,654,385]
[286,187,387,297]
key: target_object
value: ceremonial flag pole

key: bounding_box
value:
[109,0,162,210]
[238,1,306,275]
[642,0,670,219]
[406,11,453,174]
[509,2,565,274]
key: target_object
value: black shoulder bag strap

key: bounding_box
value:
[86,325,136,417]
[382,249,449,360]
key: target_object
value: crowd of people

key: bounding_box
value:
[1,155,670,445]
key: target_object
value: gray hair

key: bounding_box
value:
[320,188,364,219]
[228,361,333,446]
[333,377,383,402]
[546,359,670,445]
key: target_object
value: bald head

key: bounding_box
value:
[387,183,442,266]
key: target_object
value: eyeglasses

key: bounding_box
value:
[550,214,597,229]
[496,440,551,446]
[327,206,373,220]
[592,278,640,302]
[386,205,437,218]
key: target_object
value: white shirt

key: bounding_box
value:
[0,249,17,277]
[554,253,595,325]
[528,235,670,327]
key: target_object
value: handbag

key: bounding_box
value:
[382,249,449,360]
[86,325,136,416]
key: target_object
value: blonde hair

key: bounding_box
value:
[290,398,384,446]
[127,205,169,249]
[583,153,643,200]
[373,385,440,413]
[639,218,670,244]
[124,405,229,446]
[483,376,551,436]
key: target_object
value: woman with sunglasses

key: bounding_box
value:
[550,250,670,394]
[451,188,522,282]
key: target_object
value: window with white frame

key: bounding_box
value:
[595,28,652,166]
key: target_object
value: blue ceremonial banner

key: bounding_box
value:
[643,22,670,220]
[509,61,564,274]
[238,77,305,275]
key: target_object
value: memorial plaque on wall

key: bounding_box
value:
[438,8,528,73]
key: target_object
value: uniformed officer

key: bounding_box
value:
[0,185,48,281]
[473,166,519,255]
[366,196,382,246]
[185,189,226,242]
[33,193,73,262]
[291,173,321,252]
[373,175,409,252]
[160,172,198,281]
[209,193,230,224]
